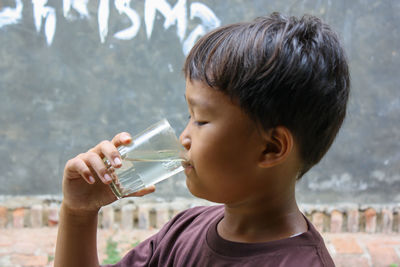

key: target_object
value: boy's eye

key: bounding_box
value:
[187,115,207,126]
[195,121,207,126]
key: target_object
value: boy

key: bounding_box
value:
[55,12,349,266]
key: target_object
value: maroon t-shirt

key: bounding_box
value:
[103,205,334,267]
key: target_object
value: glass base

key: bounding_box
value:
[109,178,146,199]
[109,181,123,199]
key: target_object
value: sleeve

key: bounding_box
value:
[101,207,204,267]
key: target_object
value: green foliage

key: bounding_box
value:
[102,238,121,265]
[389,264,398,267]
[48,255,54,263]
[131,240,141,248]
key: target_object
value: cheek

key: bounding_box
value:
[195,131,251,176]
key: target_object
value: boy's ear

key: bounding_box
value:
[258,126,294,168]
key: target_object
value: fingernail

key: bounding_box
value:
[89,176,95,183]
[122,134,131,142]
[114,157,122,166]
[104,174,112,182]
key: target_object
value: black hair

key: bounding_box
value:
[183,12,350,177]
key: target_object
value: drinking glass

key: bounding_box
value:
[104,119,184,199]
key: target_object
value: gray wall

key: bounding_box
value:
[0,0,399,203]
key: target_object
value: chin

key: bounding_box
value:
[186,178,226,204]
[186,178,207,200]
[185,178,199,197]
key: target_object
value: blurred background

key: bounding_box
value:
[0,0,399,204]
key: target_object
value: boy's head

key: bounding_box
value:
[184,12,350,178]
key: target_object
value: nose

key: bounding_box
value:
[179,124,191,151]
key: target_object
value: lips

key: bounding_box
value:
[181,160,193,168]
[180,151,193,174]
[181,159,194,175]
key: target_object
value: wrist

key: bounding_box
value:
[60,203,99,226]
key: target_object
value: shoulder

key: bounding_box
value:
[151,204,224,250]
[171,204,223,221]
[256,220,335,267]
[159,204,223,235]
[204,214,335,267]
[102,205,224,267]
[146,205,223,264]
[293,216,335,267]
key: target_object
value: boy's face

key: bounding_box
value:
[180,80,266,204]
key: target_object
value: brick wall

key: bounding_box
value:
[0,197,399,233]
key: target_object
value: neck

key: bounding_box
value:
[218,185,307,243]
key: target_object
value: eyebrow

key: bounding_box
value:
[184,94,211,108]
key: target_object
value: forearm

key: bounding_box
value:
[54,204,100,267]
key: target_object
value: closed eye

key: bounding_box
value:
[195,121,208,126]
[187,115,207,126]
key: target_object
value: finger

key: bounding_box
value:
[111,132,132,147]
[74,159,96,184]
[85,152,113,184]
[89,133,131,158]
[97,140,122,168]
[125,185,156,198]
[65,157,96,184]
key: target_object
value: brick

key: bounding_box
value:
[137,205,150,229]
[330,237,363,254]
[13,208,25,228]
[12,242,38,254]
[312,212,325,233]
[330,210,343,233]
[121,204,135,230]
[11,254,48,266]
[0,231,13,247]
[381,209,393,233]
[155,205,169,229]
[0,254,11,266]
[30,205,43,228]
[0,206,7,228]
[347,209,359,233]
[364,208,377,233]
[332,255,369,267]
[47,204,59,227]
[367,241,400,267]
[101,205,114,229]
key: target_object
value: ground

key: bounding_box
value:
[0,228,399,267]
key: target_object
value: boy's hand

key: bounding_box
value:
[61,132,155,215]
